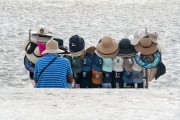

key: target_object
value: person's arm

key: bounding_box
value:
[33,61,39,84]
[66,75,73,83]
[66,60,73,83]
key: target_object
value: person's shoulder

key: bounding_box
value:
[38,55,48,61]
[36,55,50,63]
[35,57,44,64]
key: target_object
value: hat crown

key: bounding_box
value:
[70,35,79,45]
[46,39,59,50]
[35,25,49,34]
[69,35,85,51]
[120,38,131,49]
[139,38,152,47]
[101,36,113,48]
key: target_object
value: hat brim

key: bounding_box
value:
[131,33,158,46]
[150,38,158,44]
[131,37,157,46]
[131,38,140,45]
[42,49,64,54]
[95,49,119,58]
[118,53,135,57]
[119,47,135,55]
[31,35,52,43]
[134,43,158,55]
[31,31,53,37]
[70,48,85,57]
[96,41,119,56]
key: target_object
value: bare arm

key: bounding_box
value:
[66,75,73,83]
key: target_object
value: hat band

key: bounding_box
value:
[139,41,153,48]
[36,34,52,37]
[97,48,119,55]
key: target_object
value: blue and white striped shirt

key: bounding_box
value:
[34,54,72,88]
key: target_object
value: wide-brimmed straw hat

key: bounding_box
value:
[134,34,158,55]
[95,36,119,58]
[69,35,85,57]
[42,39,64,54]
[30,25,53,43]
[119,38,135,55]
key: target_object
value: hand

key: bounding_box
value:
[71,79,76,88]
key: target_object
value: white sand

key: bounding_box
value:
[0,0,180,119]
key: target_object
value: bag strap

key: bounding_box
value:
[37,56,58,80]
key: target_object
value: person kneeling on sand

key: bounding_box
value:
[33,39,74,88]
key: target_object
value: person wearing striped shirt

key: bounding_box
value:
[33,39,73,88]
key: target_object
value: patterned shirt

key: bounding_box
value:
[34,54,72,88]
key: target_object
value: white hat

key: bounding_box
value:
[131,29,148,45]
[113,56,124,72]
[132,58,143,71]
[31,25,52,36]
[30,25,53,43]
[42,39,64,54]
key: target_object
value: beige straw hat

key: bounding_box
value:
[42,39,64,54]
[134,33,158,55]
[95,36,119,58]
